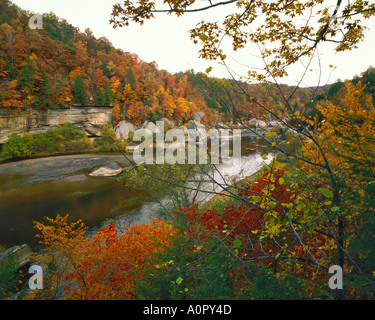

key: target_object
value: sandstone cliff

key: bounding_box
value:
[0,106,113,143]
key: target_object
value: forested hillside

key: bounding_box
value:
[1,0,375,302]
[0,0,214,126]
[0,0,374,127]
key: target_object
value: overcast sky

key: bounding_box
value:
[10,0,375,87]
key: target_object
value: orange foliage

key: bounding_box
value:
[27,215,177,300]
[0,80,23,110]
[112,102,121,127]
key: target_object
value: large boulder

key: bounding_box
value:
[248,118,257,128]
[145,121,160,134]
[178,125,189,137]
[89,162,123,177]
[194,112,205,122]
[115,121,136,140]
[256,120,268,129]
[187,120,205,130]
[268,120,279,128]
[84,123,102,137]
[160,118,175,128]
[0,244,32,269]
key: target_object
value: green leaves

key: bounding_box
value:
[252,196,262,203]
[319,188,333,198]
[233,239,242,248]
[199,34,208,41]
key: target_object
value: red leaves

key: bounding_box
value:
[173,199,264,245]
[240,167,291,205]
[173,167,293,263]
[100,222,118,248]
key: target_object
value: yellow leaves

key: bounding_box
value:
[265,131,276,138]
[302,80,375,185]
[28,215,177,300]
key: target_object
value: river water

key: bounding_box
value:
[0,138,271,251]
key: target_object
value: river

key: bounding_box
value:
[0,138,271,251]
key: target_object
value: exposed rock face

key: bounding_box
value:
[114,121,136,140]
[0,106,113,143]
[0,244,32,268]
[89,162,123,177]
[144,121,160,134]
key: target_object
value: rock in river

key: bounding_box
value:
[0,244,32,269]
[89,162,123,177]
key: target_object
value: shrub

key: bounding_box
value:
[0,252,21,299]
[96,124,127,151]
[57,122,86,141]
[1,133,31,159]
[1,123,91,160]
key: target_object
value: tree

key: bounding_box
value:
[25,215,177,300]
[301,81,375,297]
[95,123,127,151]
[108,0,375,300]
[112,103,121,126]
[72,75,87,105]
[0,12,12,25]
[37,68,52,108]
[96,88,106,105]
[0,79,23,110]
[0,57,9,78]
[1,133,31,159]
[103,81,113,106]
[18,57,36,92]
[110,0,375,80]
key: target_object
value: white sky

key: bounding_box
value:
[10,0,375,87]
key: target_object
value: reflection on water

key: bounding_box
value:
[0,177,141,249]
[0,138,271,250]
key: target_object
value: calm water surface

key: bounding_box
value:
[0,139,271,251]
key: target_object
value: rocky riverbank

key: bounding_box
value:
[0,153,133,189]
[0,106,113,144]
